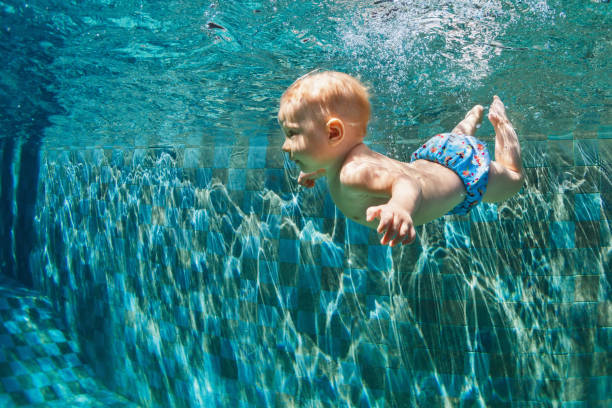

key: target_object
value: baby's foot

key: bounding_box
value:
[452,105,484,136]
[466,104,484,126]
[488,96,511,128]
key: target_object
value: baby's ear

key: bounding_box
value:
[326,118,344,145]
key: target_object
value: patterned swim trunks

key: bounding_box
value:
[410,133,491,215]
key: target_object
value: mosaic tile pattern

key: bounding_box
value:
[23,128,612,407]
[0,274,138,407]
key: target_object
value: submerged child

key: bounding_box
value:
[278,71,524,247]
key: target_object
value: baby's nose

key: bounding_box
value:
[281,140,291,153]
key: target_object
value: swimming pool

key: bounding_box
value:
[1,0,610,406]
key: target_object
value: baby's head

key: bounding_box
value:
[278,71,370,139]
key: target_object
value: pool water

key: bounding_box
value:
[1,0,611,407]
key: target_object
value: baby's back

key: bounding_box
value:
[328,144,466,227]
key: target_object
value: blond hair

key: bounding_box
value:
[279,71,371,137]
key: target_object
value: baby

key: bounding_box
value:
[278,71,524,247]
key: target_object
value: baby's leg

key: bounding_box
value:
[482,96,525,202]
[451,105,484,136]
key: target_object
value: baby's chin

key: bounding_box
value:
[294,159,320,173]
[297,162,315,173]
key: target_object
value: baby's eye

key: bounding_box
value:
[286,130,297,137]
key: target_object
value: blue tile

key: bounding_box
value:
[279,239,299,263]
[548,132,573,140]
[243,191,263,213]
[213,147,231,168]
[278,286,298,309]
[0,334,15,347]
[339,362,361,387]
[550,276,575,302]
[176,307,191,328]
[195,168,213,187]
[273,366,298,393]
[342,269,367,294]
[367,246,392,272]
[179,187,196,208]
[48,329,66,343]
[3,321,21,334]
[302,217,323,231]
[194,209,210,231]
[570,303,597,328]
[297,264,320,290]
[574,193,601,221]
[588,376,611,399]
[297,311,317,335]
[323,194,336,218]
[0,393,12,406]
[48,384,70,400]
[299,221,322,243]
[237,361,256,384]
[101,165,112,183]
[60,367,77,382]
[22,389,45,405]
[9,361,28,375]
[437,374,464,398]
[260,214,280,238]
[444,221,471,248]
[574,139,599,166]
[321,241,344,268]
[550,221,575,249]
[599,125,612,138]
[258,305,280,328]
[258,260,279,284]
[138,204,152,224]
[36,357,54,372]
[242,235,261,259]
[247,146,267,168]
[561,402,588,408]
[264,169,283,191]
[597,328,612,351]
[1,377,20,392]
[220,338,237,360]
[239,280,257,302]
[466,352,489,380]
[183,148,201,168]
[347,222,370,245]
[470,202,498,222]
[31,372,51,388]
[206,232,226,255]
[228,169,246,191]
[15,346,34,361]
[366,296,390,319]
[523,140,549,167]
[41,343,61,356]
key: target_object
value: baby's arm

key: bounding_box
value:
[366,178,420,246]
[341,163,421,246]
[297,169,326,188]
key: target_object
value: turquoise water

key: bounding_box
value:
[1,0,611,407]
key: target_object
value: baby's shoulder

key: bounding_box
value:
[339,155,375,180]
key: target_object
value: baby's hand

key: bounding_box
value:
[366,204,416,246]
[297,169,326,188]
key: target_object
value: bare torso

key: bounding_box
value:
[326,144,466,228]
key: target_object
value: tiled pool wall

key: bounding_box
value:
[0,274,138,407]
[21,127,612,407]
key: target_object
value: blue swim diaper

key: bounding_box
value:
[410,133,491,215]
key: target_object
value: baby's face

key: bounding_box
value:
[279,106,331,173]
